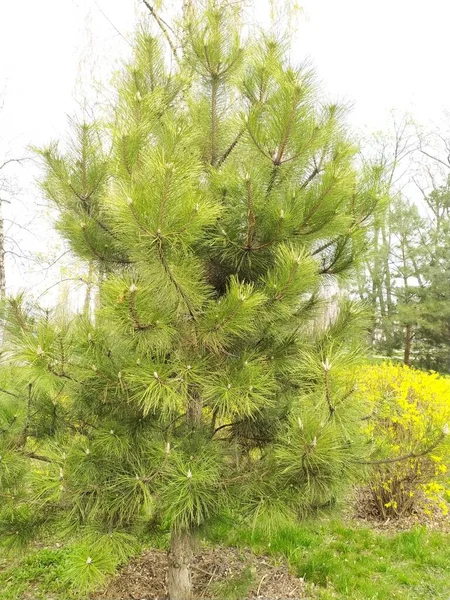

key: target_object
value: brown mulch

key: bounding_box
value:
[92,545,309,600]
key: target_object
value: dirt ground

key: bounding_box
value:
[92,544,309,600]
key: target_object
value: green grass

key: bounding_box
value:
[0,547,72,600]
[204,517,450,599]
[2,519,450,599]
[210,566,256,600]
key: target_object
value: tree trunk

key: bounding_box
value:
[167,374,201,599]
[83,261,95,318]
[0,201,6,299]
[404,323,412,366]
[167,529,194,600]
[381,218,393,318]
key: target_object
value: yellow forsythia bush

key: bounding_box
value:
[355,363,450,518]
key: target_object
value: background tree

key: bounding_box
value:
[0,102,77,312]
[359,136,450,372]
[410,177,450,371]
[355,115,417,359]
[0,154,32,299]
[0,2,382,598]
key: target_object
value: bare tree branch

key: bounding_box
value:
[142,1,180,63]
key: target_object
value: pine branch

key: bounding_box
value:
[319,235,351,275]
[81,226,106,261]
[247,217,284,251]
[273,263,298,302]
[322,366,335,417]
[22,383,33,443]
[121,136,133,177]
[300,183,334,231]
[245,176,256,248]
[312,237,339,257]
[21,451,53,464]
[128,288,154,331]
[0,415,17,436]
[210,75,219,166]
[71,184,119,242]
[217,128,244,167]
[157,168,173,229]
[0,387,21,399]
[212,422,239,437]
[8,297,30,333]
[128,202,154,236]
[273,86,302,166]
[266,165,279,196]
[156,237,196,320]
[299,165,320,189]
[81,226,131,265]
[246,126,272,161]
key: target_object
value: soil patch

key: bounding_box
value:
[92,544,309,600]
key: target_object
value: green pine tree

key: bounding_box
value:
[0,2,382,598]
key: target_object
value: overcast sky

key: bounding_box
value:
[0,0,449,300]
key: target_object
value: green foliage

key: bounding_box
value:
[159,435,225,531]
[0,505,42,553]
[64,542,118,594]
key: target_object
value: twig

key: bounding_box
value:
[200,566,218,598]
[36,277,87,299]
[94,0,133,47]
[256,573,268,596]
[142,1,180,63]
[192,565,216,577]
[0,157,31,172]
[355,432,446,466]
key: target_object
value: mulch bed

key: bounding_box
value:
[92,545,309,600]
[350,487,450,533]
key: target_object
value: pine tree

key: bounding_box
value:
[0,2,382,598]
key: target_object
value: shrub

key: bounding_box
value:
[356,363,450,518]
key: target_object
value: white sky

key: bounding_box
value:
[0,0,449,301]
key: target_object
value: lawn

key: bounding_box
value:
[206,516,450,599]
[1,518,450,599]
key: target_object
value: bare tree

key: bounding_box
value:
[0,156,32,298]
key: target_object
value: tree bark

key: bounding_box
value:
[167,529,194,600]
[83,262,94,317]
[167,372,201,599]
[404,323,412,366]
[187,387,202,427]
[381,218,393,318]
[0,201,6,299]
